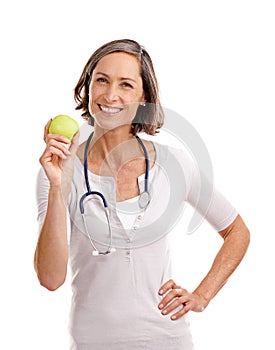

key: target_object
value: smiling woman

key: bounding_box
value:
[88,52,146,130]
[34,38,250,350]
[74,38,164,135]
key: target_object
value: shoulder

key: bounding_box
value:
[140,137,196,169]
[139,139,157,170]
[141,139,156,156]
[153,141,196,171]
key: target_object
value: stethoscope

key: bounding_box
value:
[79,132,151,256]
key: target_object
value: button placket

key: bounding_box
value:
[125,237,132,259]
[126,213,143,256]
[131,212,143,232]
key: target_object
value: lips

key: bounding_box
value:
[98,104,123,116]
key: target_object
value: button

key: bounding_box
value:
[137,215,142,220]
[133,226,138,230]
[126,250,130,255]
[126,239,131,243]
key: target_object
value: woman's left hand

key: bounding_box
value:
[158,279,205,320]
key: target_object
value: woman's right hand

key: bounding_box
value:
[39,119,79,200]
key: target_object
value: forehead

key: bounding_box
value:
[94,52,141,77]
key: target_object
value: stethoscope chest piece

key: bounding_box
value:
[138,191,151,209]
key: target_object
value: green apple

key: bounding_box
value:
[49,115,79,140]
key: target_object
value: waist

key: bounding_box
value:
[69,299,191,345]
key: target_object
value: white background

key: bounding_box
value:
[0,0,274,349]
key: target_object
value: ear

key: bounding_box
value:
[139,96,147,107]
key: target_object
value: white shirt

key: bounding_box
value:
[36,141,238,350]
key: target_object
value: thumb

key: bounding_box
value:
[69,132,80,154]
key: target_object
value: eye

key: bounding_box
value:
[121,82,134,89]
[96,77,108,83]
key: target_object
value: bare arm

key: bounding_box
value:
[158,214,250,319]
[34,120,79,291]
[34,185,68,291]
[193,214,250,305]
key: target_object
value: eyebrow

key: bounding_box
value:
[95,72,137,83]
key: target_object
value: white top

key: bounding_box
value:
[36,141,238,350]
[116,196,140,230]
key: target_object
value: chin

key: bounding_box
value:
[93,114,134,132]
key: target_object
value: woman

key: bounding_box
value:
[34,39,250,349]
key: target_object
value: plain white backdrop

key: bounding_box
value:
[0,0,274,349]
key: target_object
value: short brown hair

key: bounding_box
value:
[74,39,164,135]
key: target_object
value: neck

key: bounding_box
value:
[87,124,140,173]
[92,124,134,155]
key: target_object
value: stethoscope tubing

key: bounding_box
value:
[136,135,149,192]
[79,131,150,255]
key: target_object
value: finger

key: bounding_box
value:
[69,132,80,152]
[158,279,178,296]
[39,149,62,168]
[48,138,71,155]
[41,140,70,163]
[47,133,72,145]
[46,138,72,158]
[71,131,80,143]
[169,297,205,319]
[52,146,69,159]
[158,288,185,309]
[41,146,68,162]
[43,119,52,143]
[160,295,188,316]
[170,303,191,320]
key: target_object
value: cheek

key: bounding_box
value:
[88,87,101,113]
[88,95,97,116]
[89,86,98,102]
[89,82,106,101]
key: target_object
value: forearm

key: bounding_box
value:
[34,185,69,291]
[193,215,250,307]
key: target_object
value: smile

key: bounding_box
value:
[98,104,123,115]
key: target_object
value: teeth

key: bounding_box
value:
[100,105,122,114]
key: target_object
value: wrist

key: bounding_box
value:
[49,184,62,193]
[192,289,212,309]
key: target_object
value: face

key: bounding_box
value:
[88,52,145,131]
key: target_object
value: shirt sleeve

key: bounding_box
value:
[169,146,238,232]
[35,167,71,241]
[36,167,49,233]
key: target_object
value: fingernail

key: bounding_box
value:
[159,304,163,309]
[171,316,176,320]
[159,289,164,294]
[162,310,167,315]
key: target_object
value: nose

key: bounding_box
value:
[104,83,119,103]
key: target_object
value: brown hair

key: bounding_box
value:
[74,39,164,135]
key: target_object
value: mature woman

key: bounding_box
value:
[34,39,250,350]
